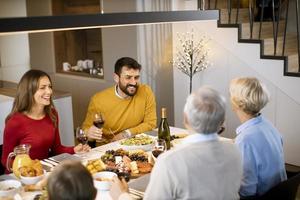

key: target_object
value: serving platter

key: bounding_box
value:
[118,133,155,151]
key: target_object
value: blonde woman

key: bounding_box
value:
[229,77,287,198]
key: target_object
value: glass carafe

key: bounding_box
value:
[6,144,32,178]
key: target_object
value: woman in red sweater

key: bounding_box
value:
[1,69,90,171]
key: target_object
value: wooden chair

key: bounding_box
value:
[0,145,4,175]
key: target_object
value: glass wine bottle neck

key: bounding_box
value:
[161,108,167,118]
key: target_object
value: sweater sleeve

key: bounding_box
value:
[1,118,22,171]
[129,86,157,134]
[51,114,74,155]
[144,157,175,200]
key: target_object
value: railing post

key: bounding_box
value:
[198,0,205,10]
[282,0,290,57]
[249,0,254,39]
[236,0,241,24]
[228,0,232,24]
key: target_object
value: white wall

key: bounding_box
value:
[0,95,13,145]
[0,0,30,83]
[53,96,75,146]
[137,0,174,124]
[172,20,300,166]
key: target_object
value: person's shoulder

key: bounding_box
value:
[7,112,24,120]
[157,144,189,163]
[91,86,115,99]
[137,84,154,96]
[139,84,153,91]
[6,113,25,128]
[218,139,240,154]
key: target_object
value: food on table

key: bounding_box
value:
[130,161,139,174]
[95,177,112,182]
[120,134,154,146]
[18,159,43,177]
[86,159,106,174]
[170,133,188,140]
[99,148,153,180]
[128,152,148,162]
[33,190,48,200]
[152,149,164,158]
[136,161,152,173]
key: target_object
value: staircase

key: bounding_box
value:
[212,1,300,77]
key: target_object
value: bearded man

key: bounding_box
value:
[82,57,157,145]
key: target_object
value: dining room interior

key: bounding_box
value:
[0,0,299,199]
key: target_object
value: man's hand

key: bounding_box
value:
[86,126,103,140]
[112,132,125,141]
[110,176,129,200]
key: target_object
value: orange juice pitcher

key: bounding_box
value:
[6,144,32,178]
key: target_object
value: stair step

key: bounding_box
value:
[263,34,298,56]
[241,21,286,39]
[220,8,249,24]
[215,1,249,9]
[288,54,299,72]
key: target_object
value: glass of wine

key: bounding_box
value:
[152,139,167,158]
[76,127,88,145]
[93,113,105,129]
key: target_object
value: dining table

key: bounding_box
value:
[0,127,233,200]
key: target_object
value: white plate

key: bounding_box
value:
[119,134,155,151]
[119,143,154,151]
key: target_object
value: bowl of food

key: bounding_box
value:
[93,171,117,191]
[0,180,22,197]
[19,161,45,185]
[119,134,154,151]
[20,171,45,185]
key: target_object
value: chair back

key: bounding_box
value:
[259,172,300,200]
[0,145,4,175]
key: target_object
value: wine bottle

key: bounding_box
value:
[158,107,171,150]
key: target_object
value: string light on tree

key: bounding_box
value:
[173,29,210,93]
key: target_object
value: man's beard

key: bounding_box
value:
[119,83,138,96]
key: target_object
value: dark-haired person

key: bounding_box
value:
[47,161,97,200]
[229,77,287,198]
[1,69,90,171]
[82,57,157,145]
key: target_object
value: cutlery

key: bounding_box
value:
[43,159,59,166]
[40,160,54,171]
[129,188,144,198]
[48,157,60,164]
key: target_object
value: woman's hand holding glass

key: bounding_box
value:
[74,127,91,153]
[74,143,91,154]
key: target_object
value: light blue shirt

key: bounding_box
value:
[235,115,287,197]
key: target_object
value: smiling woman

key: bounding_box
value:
[1,69,91,172]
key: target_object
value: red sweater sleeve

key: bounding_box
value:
[1,118,22,170]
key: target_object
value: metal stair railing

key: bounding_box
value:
[197,0,300,73]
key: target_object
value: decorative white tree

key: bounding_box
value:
[173,30,210,93]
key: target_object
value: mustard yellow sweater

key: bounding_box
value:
[82,84,157,137]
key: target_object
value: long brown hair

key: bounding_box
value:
[6,69,57,126]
